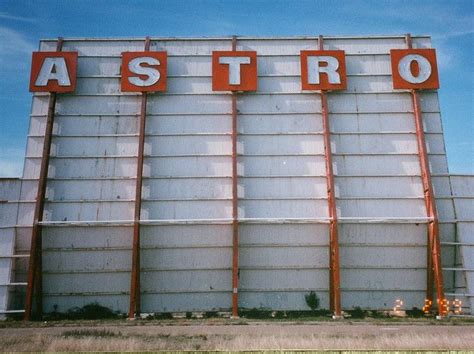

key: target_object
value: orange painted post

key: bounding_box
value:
[129,36,151,319]
[230,35,240,318]
[24,38,64,321]
[212,36,256,318]
[318,35,342,317]
[405,34,446,316]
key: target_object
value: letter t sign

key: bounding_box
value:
[212,51,257,91]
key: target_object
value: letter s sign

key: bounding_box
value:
[121,52,167,92]
[390,49,439,89]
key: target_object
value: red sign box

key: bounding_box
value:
[300,50,347,91]
[212,51,257,91]
[391,49,439,89]
[121,52,167,92]
[29,52,78,92]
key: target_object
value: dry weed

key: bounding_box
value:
[0,323,473,351]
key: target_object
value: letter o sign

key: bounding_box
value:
[390,49,439,89]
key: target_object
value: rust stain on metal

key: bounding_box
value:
[24,38,64,321]
[319,35,342,317]
[129,36,151,319]
[405,33,446,317]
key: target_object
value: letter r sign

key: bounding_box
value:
[300,50,347,91]
[212,51,257,91]
[29,52,78,92]
[390,49,439,89]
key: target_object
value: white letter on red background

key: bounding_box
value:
[390,49,439,89]
[128,57,161,87]
[121,52,167,92]
[212,51,257,91]
[307,56,341,85]
[218,56,251,85]
[35,58,71,86]
[300,50,347,91]
[29,52,77,92]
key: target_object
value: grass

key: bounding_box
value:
[62,328,121,338]
[44,302,120,321]
[0,318,474,351]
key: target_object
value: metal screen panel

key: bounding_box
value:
[4,36,466,315]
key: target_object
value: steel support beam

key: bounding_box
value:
[405,34,446,316]
[318,35,342,317]
[230,35,240,318]
[129,36,151,319]
[24,38,64,321]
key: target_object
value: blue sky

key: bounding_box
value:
[0,0,472,176]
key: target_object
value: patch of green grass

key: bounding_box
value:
[304,291,320,312]
[44,302,119,321]
[240,308,273,319]
[239,309,332,320]
[347,306,367,319]
[406,307,425,318]
[369,310,388,319]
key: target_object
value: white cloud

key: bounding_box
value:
[0,159,23,177]
[0,26,36,56]
[435,46,453,70]
[0,11,37,23]
[0,147,25,177]
[0,25,36,79]
[433,30,474,41]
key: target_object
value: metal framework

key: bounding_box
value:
[24,38,64,321]
[129,36,151,319]
[230,35,240,318]
[318,35,342,317]
[16,35,456,318]
[405,34,446,316]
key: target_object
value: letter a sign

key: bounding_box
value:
[29,52,78,92]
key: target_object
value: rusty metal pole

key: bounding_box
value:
[230,35,240,318]
[24,38,64,321]
[318,35,342,318]
[405,34,446,316]
[129,36,151,319]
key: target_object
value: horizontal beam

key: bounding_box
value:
[41,34,431,41]
[41,288,430,297]
[33,90,432,97]
[40,265,435,275]
[35,217,436,227]
[30,110,443,117]
[0,254,30,259]
[27,131,445,138]
[26,152,448,159]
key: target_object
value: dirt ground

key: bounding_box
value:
[1,318,474,352]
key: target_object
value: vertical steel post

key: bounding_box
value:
[405,34,446,316]
[129,36,151,319]
[24,38,63,321]
[231,35,240,318]
[318,35,342,317]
